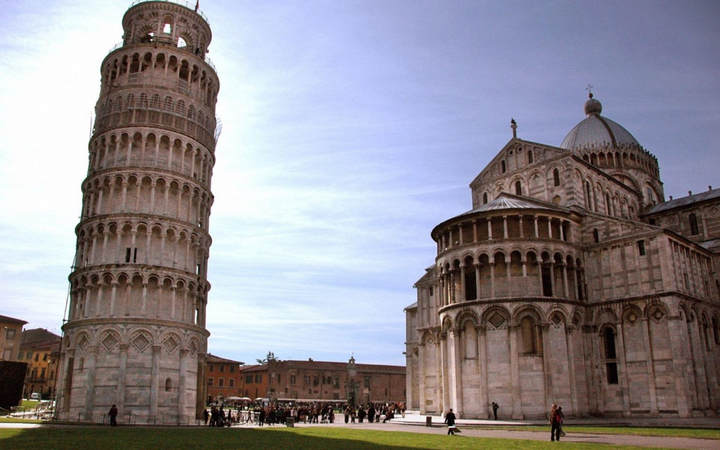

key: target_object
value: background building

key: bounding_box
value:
[57,1,220,424]
[406,94,720,419]
[205,354,243,403]
[234,357,405,406]
[19,329,61,400]
[0,315,27,361]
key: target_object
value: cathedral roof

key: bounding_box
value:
[434,193,567,234]
[560,94,640,151]
[457,193,561,219]
[643,187,720,215]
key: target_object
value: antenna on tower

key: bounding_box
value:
[214,117,223,142]
[88,113,95,139]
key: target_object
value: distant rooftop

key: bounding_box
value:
[644,187,720,215]
[0,314,27,325]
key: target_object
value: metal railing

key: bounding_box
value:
[128,0,210,24]
[106,41,216,73]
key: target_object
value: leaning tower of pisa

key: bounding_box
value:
[57,1,220,424]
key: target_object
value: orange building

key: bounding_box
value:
[0,314,27,361]
[19,329,61,399]
[237,364,268,401]
[205,354,243,403]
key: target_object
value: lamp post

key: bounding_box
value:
[346,356,357,408]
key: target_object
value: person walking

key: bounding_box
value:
[444,408,457,435]
[557,406,566,436]
[108,404,118,426]
[549,404,562,441]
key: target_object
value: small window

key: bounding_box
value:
[637,240,646,256]
[230,366,235,373]
[165,378,172,392]
[218,378,224,387]
[606,362,619,384]
[593,229,599,243]
[229,378,235,387]
[290,374,296,384]
[515,181,522,195]
[603,328,617,359]
[208,364,214,372]
[501,160,506,173]
[219,365,224,373]
[207,377,214,387]
[553,168,560,187]
[527,151,533,164]
[482,193,488,204]
[277,374,281,383]
[5,329,15,339]
[689,213,699,235]
[428,286,434,296]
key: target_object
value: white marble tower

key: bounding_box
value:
[57,0,220,424]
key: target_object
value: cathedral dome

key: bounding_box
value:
[560,94,640,150]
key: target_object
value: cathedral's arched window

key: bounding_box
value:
[712,317,720,345]
[515,181,522,196]
[501,160,506,173]
[464,256,477,301]
[689,213,699,235]
[553,168,560,187]
[702,316,711,350]
[520,316,539,355]
[527,151,533,164]
[606,194,612,215]
[541,265,552,297]
[602,327,619,384]
[165,378,172,392]
[593,228,599,243]
[585,181,593,211]
[482,192,488,204]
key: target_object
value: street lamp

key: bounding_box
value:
[346,356,357,407]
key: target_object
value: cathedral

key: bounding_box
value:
[405,94,720,418]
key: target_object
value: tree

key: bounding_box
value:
[256,351,279,365]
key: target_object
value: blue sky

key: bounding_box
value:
[1,0,719,366]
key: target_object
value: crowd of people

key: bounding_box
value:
[202,401,406,427]
[203,399,567,441]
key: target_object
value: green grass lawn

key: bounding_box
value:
[0,426,696,450]
[472,425,720,440]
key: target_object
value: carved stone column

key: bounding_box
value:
[477,325,490,418]
[84,346,98,421]
[117,344,129,419]
[150,344,161,420]
[508,322,523,419]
